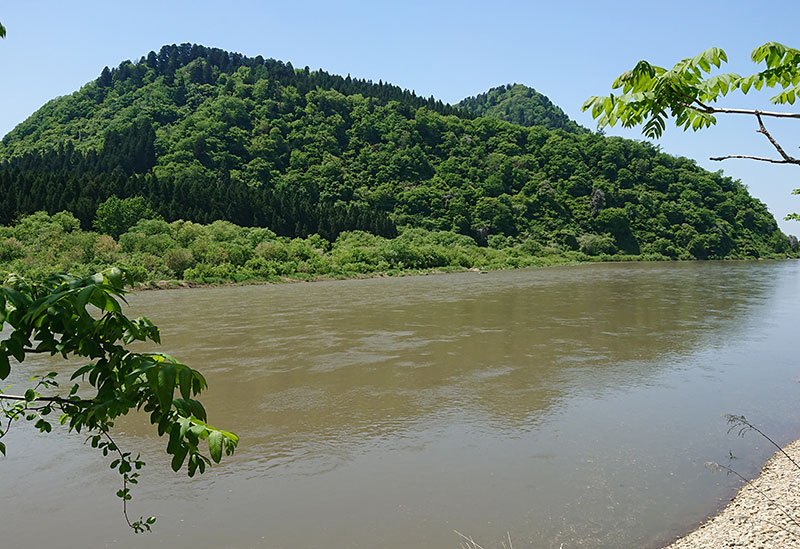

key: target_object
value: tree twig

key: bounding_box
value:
[697,105,800,119]
[707,462,800,534]
[0,394,92,406]
[97,425,135,530]
[710,155,799,164]
[754,112,800,164]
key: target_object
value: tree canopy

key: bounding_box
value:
[93,195,161,239]
[459,83,585,133]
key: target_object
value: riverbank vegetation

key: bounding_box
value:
[0,209,795,287]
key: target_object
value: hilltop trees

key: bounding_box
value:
[459,83,586,132]
[0,43,794,258]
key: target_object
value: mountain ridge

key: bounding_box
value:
[0,43,793,260]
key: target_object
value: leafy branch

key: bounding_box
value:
[0,268,238,531]
[583,42,800,166]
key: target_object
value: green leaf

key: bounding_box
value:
[171,444,189,472]
[156,364,177,410]
[5,338,24,362]
[0,441,5,456]
[0,352,9,379]
[178,417,192,439]
[2,288,30,310]
[75,285,95,313]
[24,388,36,402]
[70,364,95,380]
[189,399,207,421]
[208,431,223,463]
[178,367,192,400]
[167,422,183,454]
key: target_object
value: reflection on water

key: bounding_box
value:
[2,261,799,548]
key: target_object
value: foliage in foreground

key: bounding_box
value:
[0,268,238,531]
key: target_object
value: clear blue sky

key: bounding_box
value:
[1,1,798,233]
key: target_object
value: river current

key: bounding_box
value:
[2,261,799,548]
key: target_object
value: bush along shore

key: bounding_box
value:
[1,210,797,287]
[1,210,798,287]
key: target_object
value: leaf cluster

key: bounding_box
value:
[0,268,237,528]
[583,42,800,138]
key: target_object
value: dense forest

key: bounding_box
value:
[458,84,586,133]
[0,43,795,269]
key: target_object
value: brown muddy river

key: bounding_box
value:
[2,261,800,548]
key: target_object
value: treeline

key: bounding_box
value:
[0,162,396,241]
[0,43,795,260]
[0,211,592,285]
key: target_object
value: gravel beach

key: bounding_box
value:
[665,439,800,548]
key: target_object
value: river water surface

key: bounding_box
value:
[2,261,800,548]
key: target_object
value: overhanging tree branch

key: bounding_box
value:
[697,105,800,119]
[709,154,799,164]
[1,269,238,532]
[585,42,800,170]
[753,112,800,164]
[0,394,92,406]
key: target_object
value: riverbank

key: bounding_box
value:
[129,257,794,292]
[3,211,796,290]
[665,438,800,548]
[129,263,548,291]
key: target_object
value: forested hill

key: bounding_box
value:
[0,43,794,260]
[458,84,585,133]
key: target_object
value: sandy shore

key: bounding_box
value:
[665,439,800,548]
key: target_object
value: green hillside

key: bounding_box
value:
[458,83,585,133]
[0,43,794,262]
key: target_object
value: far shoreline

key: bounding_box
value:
[127,256,796,293]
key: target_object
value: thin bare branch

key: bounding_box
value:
[725,415,800,472]
[0,394,92,406]
[707,461,800,533]
[702,107,800,119]
[692,99,714,112]
[710,155,800,164]
[754,112,800,164]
